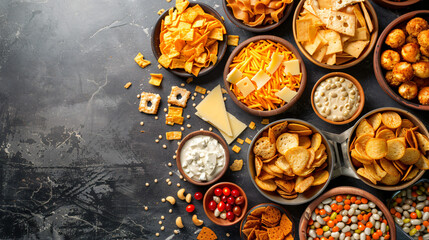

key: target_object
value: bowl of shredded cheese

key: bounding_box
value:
[223,35,307,117]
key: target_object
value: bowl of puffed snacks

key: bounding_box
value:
[152,0,227,77]
[347,107,429,191]
[293,0,378,69]
[222,0,294,32]
[248,119,334,205]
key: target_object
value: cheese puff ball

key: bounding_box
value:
[418,87,429,105]
[381,50,401,70]
[421,46,429,57]
[401,43,421,63]
[385,29,406,48]
[406,35,418,44]
[392,62,414,83]
[398,81,418,100]
[412,61,429,78]
[418,30,429,48]
[385,71,402,87]
[406,17,428,37]
[414,77,429,88]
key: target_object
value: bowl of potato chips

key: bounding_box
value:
[248,119,334,205]
[292,0,378,69]
[152,1,227,78]
[222,0,294,32]
[347,107,429,191]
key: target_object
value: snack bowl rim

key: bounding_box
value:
[371,0,420,9]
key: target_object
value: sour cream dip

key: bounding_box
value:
[180,135,225,182]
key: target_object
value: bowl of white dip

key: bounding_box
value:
[176,130,230,186]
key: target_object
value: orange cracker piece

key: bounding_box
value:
[166,131,182,140]
[195,85,207,94]
[149,73,163,87]
[157,9,165,15]
[227,35,239,46]
[139,92,161,114]
[232,145,241,153]
[168,106,183,117]
[173,116,184,125]
[237,138,244,144]
[249,121,256,130]
[124,82,132,89]
[168,86,191,107]
[134,52,151,69]
[245,138,252,144]
[197,226,217,240]
[230,159,243,171]
[166,116,175,125]
[186,77,193,84]
[261,119,270,125]
[279,213,292,236]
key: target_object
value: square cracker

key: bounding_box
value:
[344,40,369,58]
[319,30,342,55]
[139,92,161,114]
[296,19,312,42]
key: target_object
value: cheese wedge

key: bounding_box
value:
[283,59,301,76]
[226,67,242,84]
[196,112,246,145]
[251,69,271,90]
[236,77,255,98]
[195,85,232,136]
[266,52,285,74]
[275,87,298,103]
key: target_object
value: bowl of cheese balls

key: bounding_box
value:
[374,10,429,111]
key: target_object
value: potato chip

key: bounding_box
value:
[385,138,406,160]
[373,161,387,179]
[351,149,373,165]
[267,162,284,174]
[365,138,387,159]
[276,133,299,155]
[376,129,396,140]
[404,168,420,181]
[355,134,373,147]
[310,133,322,150]
[312,170,329,186]
[255,177,277,191]
[314,144,327,160]
[306,148,316,169]
[415,154,429,170]
[401,119,415,129]
[254,137,277,159]
[271,121,288,139]
[299,136,311,148]
[416,132,429,153]
[262,165,283,178]
[275,156,294,176]
[285,147,310,176]
[380,171,401,185]
[379,158,398,175]
[398,148,421,165]
[295,176,314,193]
[255,157,263,177]
[357,167,377,185]
[274,179,295,193]
[355,143,372,160]
[356,119,374,138]
[381,111,402,129]
[259,170,276,181]
[230,159,243,171]
[364,163,382,181]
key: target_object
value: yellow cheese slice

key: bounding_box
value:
[275,86,298,103]
[195,111,246,145]
[235,77,255,98]
[251,69,271,90]
[226,67,242,84]
[195,85,232,136]
[266,52,285,74]
[283,59,301,76]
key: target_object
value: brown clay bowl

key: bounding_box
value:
[373,10,429,111]
[299,186,396,240]
[223,35,307,117]
[371,0,420,9]
[203,182,248,226]
[222,0,293,32]
[247,119,334,205]
[239,203,295,239]
[346,107,427,191]
[151,2,227,78]
[292,0,379,69]
[176,130,229,186]
[311,72,365,125]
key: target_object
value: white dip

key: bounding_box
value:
[314,76,360,122]
[180,135,225,182]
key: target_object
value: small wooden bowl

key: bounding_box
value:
[292,0,379,69]
[203,182,248,226]
[247,119,334,205]
[176,131,229,186]
[151,2,227,78]
[371,0,420,9]
[222,0,293,32]
[240,203,295,239]
[311,72,365,125]
[373,10,429,111]
[223,35,307,117]
[346,107,427,191]
[299,186,397,240]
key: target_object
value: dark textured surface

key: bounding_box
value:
[0,0,428,239]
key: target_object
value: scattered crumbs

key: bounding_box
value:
[261,119,269,125]
[221,16,224,20]
[186,115,190,119]
[156,233,159,237]
[177,142,180,145]
[137,94,140,98]
[221,88,227,94]
[236,138,244,144]
[207,90,211,94]
[192,103,196,107]
[200,128,203,131]
[232,145,241,153]
[161,198,166,202]
[155,139,160,143]
[140,131,145,133]
[245,138,252,144]
[161,216,165,220]
[223,97,227,101]
[155,116,159,120]
[226,233,230,237]
[161,226,165,231]
[168,162,172,167]
[154,179,158,183]
[180,127,185,131]
[186,77,193,84]
[173,155,177,159]
[209,127,213,131]
[144,206,148,211]
[168,103,171,107]
[193,92,197,97]
[163,144,167,149]
[175,150,177,154]
[191,96,195,100]
[183,178,187,182]
[177,183,181,187]
[169,171,173,176]
[158,64,162,69]
[166,0,171,2]
[180,83,185,87]
[140,121,144,126]
[195,86,206,94]
[168,181,172,185]
[159,135,163,139]
[249,121,256,130]
[187,124,191,128]
[201,95,205,99]
[169,209,173,213]
[166,179,170,182]
[157,9,165,15]
[164,108,167,112]
[174,230,179,234]
[179,175,183,179]
[124,82,132,89]
[159,221,163,225]
[145,182,149,187]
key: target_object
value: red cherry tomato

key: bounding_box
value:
[225,203,232,212]
[231,189,240,198]
[223,187,231,196]
[208,200,217,211]
[214,188,222,196]
[194,192,203,200]
[186,204,195,213]
[221,195,228,202]
[235,196,245,205]
[226,211,235,221]
[217,202,225,212]
[227,196,235,205]
[233,206,242,216]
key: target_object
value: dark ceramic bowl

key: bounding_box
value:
[373,10,429,111]
[223,35,307,117]
[299,186,396,240]
[372,0,420,9]
[222,0,293,32]
[311,72,365,125]
[203,182,248,226]
[346,107,427,191]
[176,131,229,186]
[292,0,379,69]
[151,2,227,78]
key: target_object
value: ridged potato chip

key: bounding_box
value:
[376,129,395,140]
[401,119,415,129]
[299,136,311,148]
[259,170,276,180]
[367,113,382,131]
[373,161,387,179]
[364,164,381,181]
[385,138,406,160]
[357,168,377,185]
[403,168,419,181]
[380,158,398,175]
[274,156,294,176]
[365,138,388,159]
[381,111,402,129]
[255,177,277,191]
[310,133,322,150]
[380,171,401,185]
[356,119,374,138]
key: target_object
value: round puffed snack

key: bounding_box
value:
[253,137,276,159]
[365,138,388,159]
[381,111,402,129]
[276,133,299,155]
